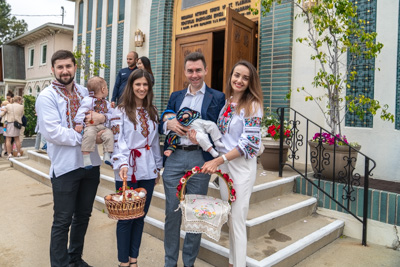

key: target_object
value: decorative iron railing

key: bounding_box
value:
[276,107,374,246]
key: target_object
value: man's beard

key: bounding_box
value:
[56,75,75,85]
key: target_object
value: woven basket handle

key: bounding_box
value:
[122,177,127,204]
[179,169,230,202]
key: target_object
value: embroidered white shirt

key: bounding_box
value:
[111,107,163,182]
[36,82,102,178]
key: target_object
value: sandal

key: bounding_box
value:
[130,262,137,267]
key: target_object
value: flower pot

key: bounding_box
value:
[308,141,361,180]
[260,138,289,171]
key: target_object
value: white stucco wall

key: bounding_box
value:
[290,1,400,182]
[72,0,151,99]
[24,31,73,96]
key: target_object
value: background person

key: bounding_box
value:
[0,100,9,156]
[0,96,24,159]
[111,69,162,267]
[6,91,14,103]
[111,51,139,107]
[201,60,263,267]
[159,52,225,267]
[136,56,154,85]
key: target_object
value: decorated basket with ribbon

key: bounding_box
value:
[104,179,147,220]
[176,166,236,241]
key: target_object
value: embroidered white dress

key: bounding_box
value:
[36,82,102,178]
[111,107,163,182]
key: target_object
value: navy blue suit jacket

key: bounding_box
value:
[159,85,226,166]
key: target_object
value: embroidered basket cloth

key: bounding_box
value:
[180,194,230,241]
[177,167,235,241]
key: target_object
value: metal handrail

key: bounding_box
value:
[276,107,374,246]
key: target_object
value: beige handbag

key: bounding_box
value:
[176,166,236,241]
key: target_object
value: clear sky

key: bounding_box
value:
[7,0,75,31]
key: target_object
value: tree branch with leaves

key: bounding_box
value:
[0,0,28,45]
[73,41,108,83]
[252,0,394,136]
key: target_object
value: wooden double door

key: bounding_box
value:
[174,8,257,92]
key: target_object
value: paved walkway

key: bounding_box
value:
[0,156,399,267]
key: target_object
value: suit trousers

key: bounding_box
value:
[219,156,257,267]
[50,166,100,267]
[162,149,210,267]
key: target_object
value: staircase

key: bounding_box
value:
[10,149,344,267]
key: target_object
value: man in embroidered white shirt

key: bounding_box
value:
[36,50,106,267]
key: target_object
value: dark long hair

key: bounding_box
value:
[139,56,154,76]
[118,69,158,125]
[225,60,263,116]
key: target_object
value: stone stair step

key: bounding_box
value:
[245,194,317,240]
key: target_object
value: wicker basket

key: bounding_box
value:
[176,167,236,241]
[104,179,146,220]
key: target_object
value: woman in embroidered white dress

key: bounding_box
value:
[200,60,263,267]
[111,69,162,267]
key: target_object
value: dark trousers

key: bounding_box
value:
[115,179,155,262]
[50,167,100,267]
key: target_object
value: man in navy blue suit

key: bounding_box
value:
[159,52,225,267]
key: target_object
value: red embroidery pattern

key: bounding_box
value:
[111,124,120,135]
[217,104,236,135]
[52,81,83,128]
[138,108,149,138]
[93,98,108,114]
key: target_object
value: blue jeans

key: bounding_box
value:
[162,149,210,267]
[115,179,156,262]
[50,166,100,267]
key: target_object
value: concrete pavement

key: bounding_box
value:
[0,160,213,267]
[0,155,399,267]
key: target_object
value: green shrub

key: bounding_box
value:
[23,95,36,137]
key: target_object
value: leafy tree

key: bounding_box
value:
[73,42,108,83]
[251,0,394,136]
[0,0,28,45]
[23,95,36,137]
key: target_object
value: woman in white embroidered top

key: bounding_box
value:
[200,60,263,267]
[111,69,162,267]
